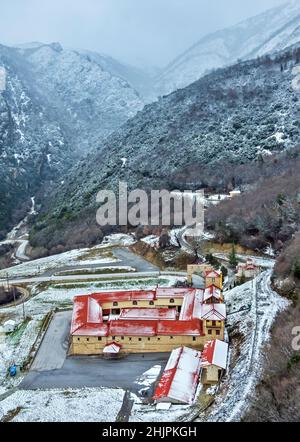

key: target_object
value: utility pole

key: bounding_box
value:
[12,285,16,308]
[6,272,10,292]
[22,294,26,320]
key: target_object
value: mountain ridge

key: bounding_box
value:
[156,0,300,95]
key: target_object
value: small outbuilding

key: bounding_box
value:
[236,258,260,279]
[153,346,201,405]
[103,342,122,359]
[229,190,241,198]
[201,339,229,385]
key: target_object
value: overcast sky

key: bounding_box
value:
[0,0,290,68]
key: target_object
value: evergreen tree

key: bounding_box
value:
[229,243,238,268]
[239,272,247,285]
[221,265,228,278]
[293,260,300,279]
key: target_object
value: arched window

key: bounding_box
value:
[113,302,118,307]
[170,298,175,304]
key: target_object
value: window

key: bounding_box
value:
[158,337,161,341]
[112,336,116,340]
[133,301,138,306]
[98,337,102,341]
[193,337,196,342]
[77,338,80,341]
[129,337,132,341]
[170,298,175,304]
[113,302,118,307]
[138,338,142,342]
[149,301,154,306]
[212,320,216,327]
[216,330,220,336]
[87,338,89,342]
[148,337,151,341]
[170,336,173,340]
[208,330,212,335]
[121,336,124,340]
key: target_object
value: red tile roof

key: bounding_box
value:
[153,346,202,404]
[201,339,228,369]
[119,308,177,321]
[71,286,224,338]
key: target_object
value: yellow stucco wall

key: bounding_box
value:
[70,322,224,355]
[203,365,220,384]
[101,298,183,310]
[187,264,213,284]
[205,275,222,289]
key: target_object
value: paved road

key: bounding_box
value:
[30,311,71,371]
[15,239,30,261]
[38,248,159,278]
[113,248,159,272]
[0,247,160,286]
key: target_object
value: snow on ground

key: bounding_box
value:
[169,227,215,255]
[0,388,124,422]
[130,397,192,423]
[1,247,284,422]
[54,266,136,276]
[134,365,161,397]
[214,253,275,269]
[205,194,230,206]
[199,270,289,422]
[0,233,137,279]
[0,247,119,278]
[0,274,184,390]
[141,235,159,247]
[102,233,136,247]
[263,244,276,258]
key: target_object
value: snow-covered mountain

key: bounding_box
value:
[0,42,144,235]
[75,49,156,102]
[17,42,144,152]
[31,44,300,253]
[15,42,154,101]
[156,0,300,95]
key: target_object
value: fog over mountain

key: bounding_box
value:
[0,0,290,68]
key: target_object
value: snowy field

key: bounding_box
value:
[0,233,137,278]
[0,388,124,422]
[214,253,275,269]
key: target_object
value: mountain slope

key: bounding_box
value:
[0,44,72,236]
[156,0,300,95]
[0,43,144,236]
[76,49,155,101]
[17,42,144,153]
[30,44,300,253]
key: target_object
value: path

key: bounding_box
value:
[201,270,287,422]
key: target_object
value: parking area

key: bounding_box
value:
[21,311,168,395]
